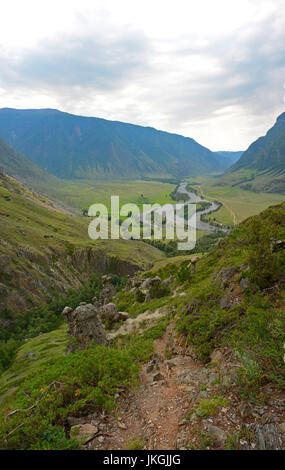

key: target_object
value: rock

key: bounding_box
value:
[70,423,98,441]
[117,421,127,430]
[210,349,223,363]
[244,423,283,450]
[25,351,36,358]
[162,276,174,287]
[152,372,164,382]
[62,306,73,315]
[98,435,105,443]
[146,364,154,373]
[115,311,130,321]
[215,266,236,284]
[190,259,197,274]
[205,424,227,447]
[141,278,152,289]
[149,276,161,285]
[132,279,142,288]
[261,412,276,425]
[165,359,178,368]
[103,302,117,318]
[239,402,252,419]
[278,422,285,434]
[101,275,112,284]
[106,333,116,343]
[220,295,231,309]
[64,303,107,353]
[67,416,85,427]
[99,279,116,305]
[147,358,160,373]
[270,238,285,253]
[240,277,255,293]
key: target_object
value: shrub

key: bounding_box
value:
[246,218,280,289]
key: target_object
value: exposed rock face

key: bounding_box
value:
[70,423,98,442]
[101,302,130,323]
[103,302,117,318]
[240,424,283,450]
[0,240,141,314]
[216,266,236,280]
[63,303,107,353]
[204,423,227,447]
[99,276,116,305]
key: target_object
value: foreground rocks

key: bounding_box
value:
[62,274,132,352]
[63,303,107,353]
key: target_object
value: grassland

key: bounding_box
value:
[44,179,176,215]
[0,324,68,407]
[187,175,285,224]
[0,173,164,266]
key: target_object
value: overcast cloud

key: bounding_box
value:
[0,0,284,150]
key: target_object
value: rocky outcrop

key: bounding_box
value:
[99,275,116,305]
[0,242,142,314]
[240,423,283,450]
[63,303,107,353]
[102,302,130,323]
[126,274,171,303]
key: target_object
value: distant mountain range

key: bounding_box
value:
[0,108,232,179]
[214,150,243,164]
[225,112,285,193]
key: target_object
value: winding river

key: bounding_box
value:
[176,181,223,232]
[120,180,226,240]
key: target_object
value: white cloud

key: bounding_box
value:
[0,0,284,150]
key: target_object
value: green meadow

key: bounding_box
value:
[47,179,176,214]
[187,175,285,224]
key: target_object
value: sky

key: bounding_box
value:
[0,0,285,151]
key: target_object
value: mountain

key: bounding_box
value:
[0,108,227,179]
[214,150,243,166]
[0,135,59,189]
[225,112,285,193]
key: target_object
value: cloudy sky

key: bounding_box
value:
[0,0,285,150]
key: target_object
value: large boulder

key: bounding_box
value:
[62,303,107,353]
[102,302,117,318]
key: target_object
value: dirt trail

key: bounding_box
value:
[91,324,199,450]
[85,321,285,451]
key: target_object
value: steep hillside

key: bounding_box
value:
[0,169,163,313]
[0,136,58,187]
[0,201,284,450]
[225,113,285,193]
[0,108,227,179]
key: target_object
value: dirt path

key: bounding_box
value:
[90,324,199,450]
[82,321,285,451]
[199,187,237,225]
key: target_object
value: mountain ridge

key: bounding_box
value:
[220,112,285,193]
[0,108,230,179]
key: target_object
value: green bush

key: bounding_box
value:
[0,317,169,450]
[247,218,280,289]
